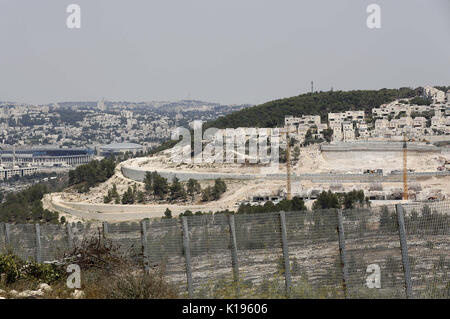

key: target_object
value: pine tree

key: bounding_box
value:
[152,173,169,199]
[144,172,153,192]
[164,208,172,219]
[212,179,227,200]
[170,177,186,200]
[121,186,135,204]
[187,178,201,200]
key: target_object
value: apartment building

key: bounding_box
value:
[328,111,365,124]
[423,85,446,103]
[285,115,321,127]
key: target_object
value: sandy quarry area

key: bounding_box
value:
[126,144,448,175]
[297,145,448,174]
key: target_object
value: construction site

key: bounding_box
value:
[45,131,450,222]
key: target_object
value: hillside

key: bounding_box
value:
[204,87,421,129]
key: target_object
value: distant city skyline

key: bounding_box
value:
[0,0,449,106]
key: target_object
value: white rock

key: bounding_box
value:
[39,283,52,292]
[71,289,85,299]
[17,290,33,297]
[9,290,18,296]
[17,289,44,298]
[0,297,6,300]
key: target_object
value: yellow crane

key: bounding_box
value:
[403,133,408,200]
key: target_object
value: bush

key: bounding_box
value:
[0,253,65,284]
[201,179,227,202]
[0,253,22,284]
[97,269,179,299]
[62,233,128,272]
[21,262,65,284]
[121,186,135,204]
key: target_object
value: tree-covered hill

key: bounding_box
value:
[204,87,422,129]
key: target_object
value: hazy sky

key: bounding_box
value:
[0,0,449,105]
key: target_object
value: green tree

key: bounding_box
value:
[152,173,169,199]
[201,186,213,202]
[136,191,145,203]
[313,191,339,210]
[68,157,116,192]
[163,208,172,219]
[143,172,153,192]
[186,178,201,200]
[169,177,186,200]
[103,194,112,203]
[291,196,307,211]
[180,210,193,217]
[322,128,334,143]
[212,179,227,200]
[342,190,366,209]
[121,186,135,204]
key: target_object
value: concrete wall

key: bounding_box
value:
[121,164,450,184]
[321,142,440,153]
[121,165,259,182]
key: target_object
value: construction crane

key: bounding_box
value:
[403,133,408,200]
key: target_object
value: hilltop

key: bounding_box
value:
[204,87,422,129]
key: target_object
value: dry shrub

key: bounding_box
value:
[61,231,179,299]
[62,230,128,272]
[80,265,179,299]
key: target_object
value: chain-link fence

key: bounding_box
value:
[286,209,342,298]
[401,201,449,298]
[0,201,449,299]
[343,205,406,298]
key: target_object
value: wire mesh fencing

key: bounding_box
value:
[233,212,285,298]
[343,205,406,298]
[40,223,70,262]
[285,209,342,298]
[0,201,449,299]
[185,213,233,297]
[401,201,450,298]
[143,217,187,295]
[105,221,142,265]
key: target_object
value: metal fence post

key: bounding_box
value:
[279,211,292,296]
[395,204,413,299]
[66,223,74,251]
[228,214,240,296]
[35,224,42,263]
[4,223,11,250]
[181,216,194,298]
[337,209,349,298]
[140,219,150,274]
[102,222,109,238]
